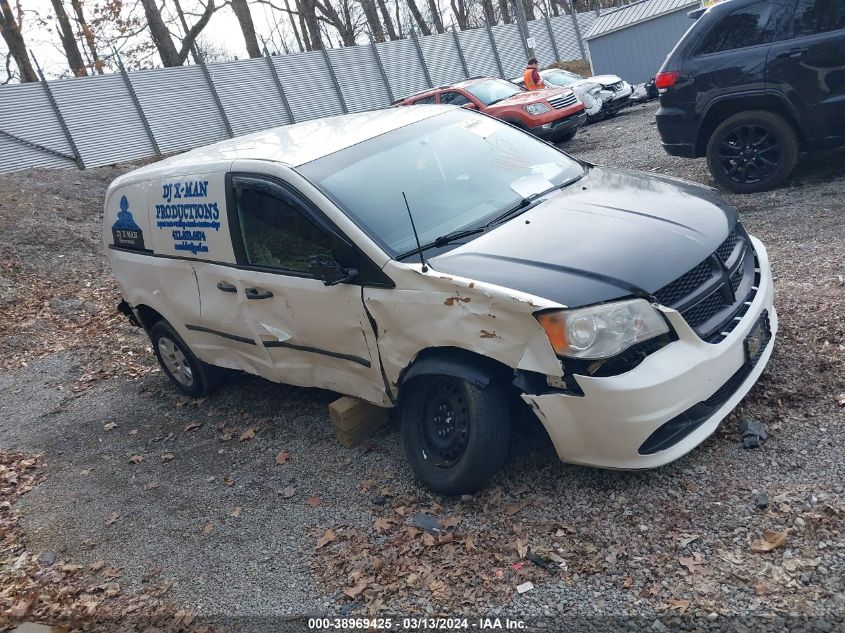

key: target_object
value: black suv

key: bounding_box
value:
[655,0,845,193]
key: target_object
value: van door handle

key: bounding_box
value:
[245,287,274,300]
[216,281,237,293]
[775,47,808,58]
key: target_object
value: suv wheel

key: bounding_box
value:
[400,375,510,495]
[706,110,798,193]
[149,320,220,398]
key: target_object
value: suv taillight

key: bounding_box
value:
[655,71,680,90]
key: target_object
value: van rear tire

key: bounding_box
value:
[400,375,510,495]
[149,321,219,398]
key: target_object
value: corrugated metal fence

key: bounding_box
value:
[1,12,596,174]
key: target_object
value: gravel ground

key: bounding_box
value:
[1,101,843,631]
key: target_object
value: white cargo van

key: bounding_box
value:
[104,106,776,494]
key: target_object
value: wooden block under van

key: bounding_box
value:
[329,396,390,448]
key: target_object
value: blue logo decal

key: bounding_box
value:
[111,195,145,249]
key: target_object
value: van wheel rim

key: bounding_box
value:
[158,336,194,387]
[717,124,780,185]
[421,377,470,468]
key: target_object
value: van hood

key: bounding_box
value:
[428,165,736,308]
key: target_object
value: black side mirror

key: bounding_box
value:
[308,254,358,286]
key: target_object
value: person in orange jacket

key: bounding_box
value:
[523,58,545,91]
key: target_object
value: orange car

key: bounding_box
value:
[395,77,586,142]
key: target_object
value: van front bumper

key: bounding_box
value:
[522,236,777,470]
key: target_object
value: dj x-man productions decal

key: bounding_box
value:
[111,195,145,249]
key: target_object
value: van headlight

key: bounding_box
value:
[535,299,670,359]
[523,103,550,115]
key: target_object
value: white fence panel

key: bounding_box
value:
[273,51,345,121]
[418,32,466,86]
[376,38,430,101]
[458,28,500,78]
[208,57,292,135]
[490,24,526,79]
[328,45,391,113]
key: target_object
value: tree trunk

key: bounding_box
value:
[139,0,181,66]
[359,0,385,41]
[0,0,36,81]
[299,0,322,49]
[70,0,102,74]
[406,0,431,35]
[522,0,536,21]
[283,0,306,51]
[376,0,397,39]
[450,0,468,29]
[51,0,87,76]
[172,0,216,64]
[313,0,355,46]
[480,0,495,25]
[426,0,444,33]
[231,0,261,57]
[498,0,511,23]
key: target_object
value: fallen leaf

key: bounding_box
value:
[343,578,368,598]
[240,428,256,441]
[837,393,845,407]
[373,517,392,532]
[230,506,242,518]
[316,529,337,550]
[104,422,118,431]
[679,555,702,573]
[677,533,700,548]
[161,452,175,462]
[465,536,477,551]
[201,522,213,535]
[278,486,296,499]
[105,512,120,526]
[102,566,122,578]
[89,560,105,572]
[668,599,690,614]
[145,481,159,490]
[441,516,461,528]
[60,563,83,573]
[516,537,528,559]
[223,476,235,486]
[129,429,139,436]
[128,455,144,464]
[505,500,530,516]
[306,496,322,507]
[8,598,32,618]
[184,422,202,432]
[102,582,120,597]
[275,451,291,465]
[422,533,436,547]
[751,529,789,552]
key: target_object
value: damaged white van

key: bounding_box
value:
[104,106,776,494]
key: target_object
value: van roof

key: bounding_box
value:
[115,106,450,183]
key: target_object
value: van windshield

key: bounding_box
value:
[298,110,584,258]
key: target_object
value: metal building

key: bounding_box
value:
[584,0,701,84]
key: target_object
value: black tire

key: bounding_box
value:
[400,375,510,495]
[149,320,219,398]
[706,110,798,194]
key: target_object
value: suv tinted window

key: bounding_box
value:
[411,95,437,104]
[440,91,471,106]
[791,0,845,36]
[697,1,784,54]
[235,184,332,272]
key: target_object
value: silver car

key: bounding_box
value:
[539,69,634,119]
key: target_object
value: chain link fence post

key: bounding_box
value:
[30,53,84,169]
[485,22,506,78]
[369,38,395,103]
[451,29,470,78]
[320,46,349,114]
[263,48,296,124]
[113,48,161,158]
[569,1,588,59]
[194,48,234,138]
[411,30,434,88]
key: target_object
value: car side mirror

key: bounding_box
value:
[462,102,478,110]
[308,254,358,286]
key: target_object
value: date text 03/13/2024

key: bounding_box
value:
[307,617,526,630]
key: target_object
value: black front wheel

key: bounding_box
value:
[706,110,798,194]
[400,375,510,495]
[149,320,220,398]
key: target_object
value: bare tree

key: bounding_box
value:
[426,0,444,32]
[359,0,385,41]
[376,0,397,39]
[70,0,104,73]
[51,0,87,76]
[139,0,216,67]
[406,0,431,35]
[231,0,262,57]
[497,0,511,23]
[0,0,37,81]
[172,0,217,63]
[298,0,323,48]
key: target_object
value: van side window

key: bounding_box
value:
[696,1,785,54]
[790,0,845,36]
[234,185,332,273]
